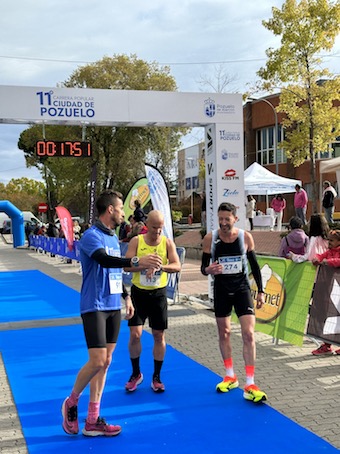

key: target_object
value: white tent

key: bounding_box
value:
[244,162,301,195]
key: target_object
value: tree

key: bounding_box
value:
[257,0,340,212]
[18,54,187,217]
[0,177,46,213]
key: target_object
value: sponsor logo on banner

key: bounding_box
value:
[222,169,239,180]
[250,264,286,323]
[219,130,241,141]
[204,98,236,118]
[204,98,216,118]
[36,90,96,119]
[223,188,240,198]
[206,128,214,155]
[221,149,239,160]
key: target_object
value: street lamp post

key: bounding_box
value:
[249,97,279,175]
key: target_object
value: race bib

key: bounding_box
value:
[140,270,162,287]
[109,273,123,294]
[218,256,242,274]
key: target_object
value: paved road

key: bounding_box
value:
[0,239,339,452]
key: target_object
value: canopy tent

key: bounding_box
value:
[244,162,301,196]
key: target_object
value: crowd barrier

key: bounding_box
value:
[29,235,186,303]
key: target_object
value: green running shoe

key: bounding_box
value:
[216,375,239,393]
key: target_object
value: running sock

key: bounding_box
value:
[68,390,81,406]
[131,357,140,377]
[153,359,163,379]
[245,365,255,386]
[223,358,234,377]
[87,401,100,424]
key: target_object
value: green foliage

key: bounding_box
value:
[0,177,46,213]
[171,210,183,222]
[256,0,340,212]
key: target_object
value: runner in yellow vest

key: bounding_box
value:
[124,210,181,392]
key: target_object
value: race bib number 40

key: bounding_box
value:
[218,256,242,274]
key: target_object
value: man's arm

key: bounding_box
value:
[244,231,265,309]
[162,238,181,273]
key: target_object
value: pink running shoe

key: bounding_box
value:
[151,375,165,393]
[61,397,79,435]
[125,372,143,392]
[82,417,122,437]
[312,343,334,355]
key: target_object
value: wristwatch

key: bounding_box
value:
[131,256,140,267]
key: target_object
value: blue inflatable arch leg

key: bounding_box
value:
[0,200,25,248]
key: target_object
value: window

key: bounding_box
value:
[255,125,286,166]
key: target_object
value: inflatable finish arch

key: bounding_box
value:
[0,201,25,247]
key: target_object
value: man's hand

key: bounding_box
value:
[139,254,162,269]
[124,296,134,320]
[256,292,265,309]
[206,261,223,275]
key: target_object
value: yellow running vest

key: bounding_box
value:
[131,235,168,290]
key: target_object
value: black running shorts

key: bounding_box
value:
[81,310,121,349]
[128,285,168,330]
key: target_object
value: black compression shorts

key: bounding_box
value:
[81,310,121,349]
[128,285,168,330]
[213,283,254,318]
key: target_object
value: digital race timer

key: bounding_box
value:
[35,141,92,158]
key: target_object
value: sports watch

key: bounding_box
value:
[131,256,140,267]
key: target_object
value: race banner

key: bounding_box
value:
[247,256,317,346]
[307,266,340,345]
[123,177,150,221]
[145,163,173,240]
[55,206,74,251]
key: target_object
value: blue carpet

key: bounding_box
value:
[0,270,79,322]
[0,322,337,454]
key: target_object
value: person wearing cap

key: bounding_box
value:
[322,181,337,224]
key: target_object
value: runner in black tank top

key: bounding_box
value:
[201,202,267,403]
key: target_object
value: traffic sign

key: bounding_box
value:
[38,203,48,213]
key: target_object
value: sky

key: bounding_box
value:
[0,0,339,184]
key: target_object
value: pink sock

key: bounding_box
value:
[87,402,100,424]
[68,390,80,406]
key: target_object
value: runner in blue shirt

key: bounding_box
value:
[62,190,162,437]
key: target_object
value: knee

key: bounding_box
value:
[219,326,231,341]
[129,329,142,344]
[153,331,165,344]
[242,329,254,345]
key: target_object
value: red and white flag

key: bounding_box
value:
[55,206,74,251]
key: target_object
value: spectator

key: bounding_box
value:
[322,181,337,224]
[270,194,286,231]
[133,200,146,223]
[311,229,340,356]
[126,216,148,241]
[73,220,81,240]
[245,195,256,231]
[294,184,308,225]
[119,215,132,241]
[289,214,329,263]
[278,216,309,258]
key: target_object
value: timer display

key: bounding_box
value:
[35,141,92,158]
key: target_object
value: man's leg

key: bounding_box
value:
[151,329,166,392]
[215,317,239,393]
[125,325,144,391]
[239,314,267,403]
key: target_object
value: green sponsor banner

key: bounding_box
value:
[123,177,150,220]
[235,256,317,346]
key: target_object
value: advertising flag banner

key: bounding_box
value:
[245,257,316,346]
[88,163,97,225]
[55,206,74,251]
[123,177,150,221]
[145,163,173,240]
[307,266,340,345]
